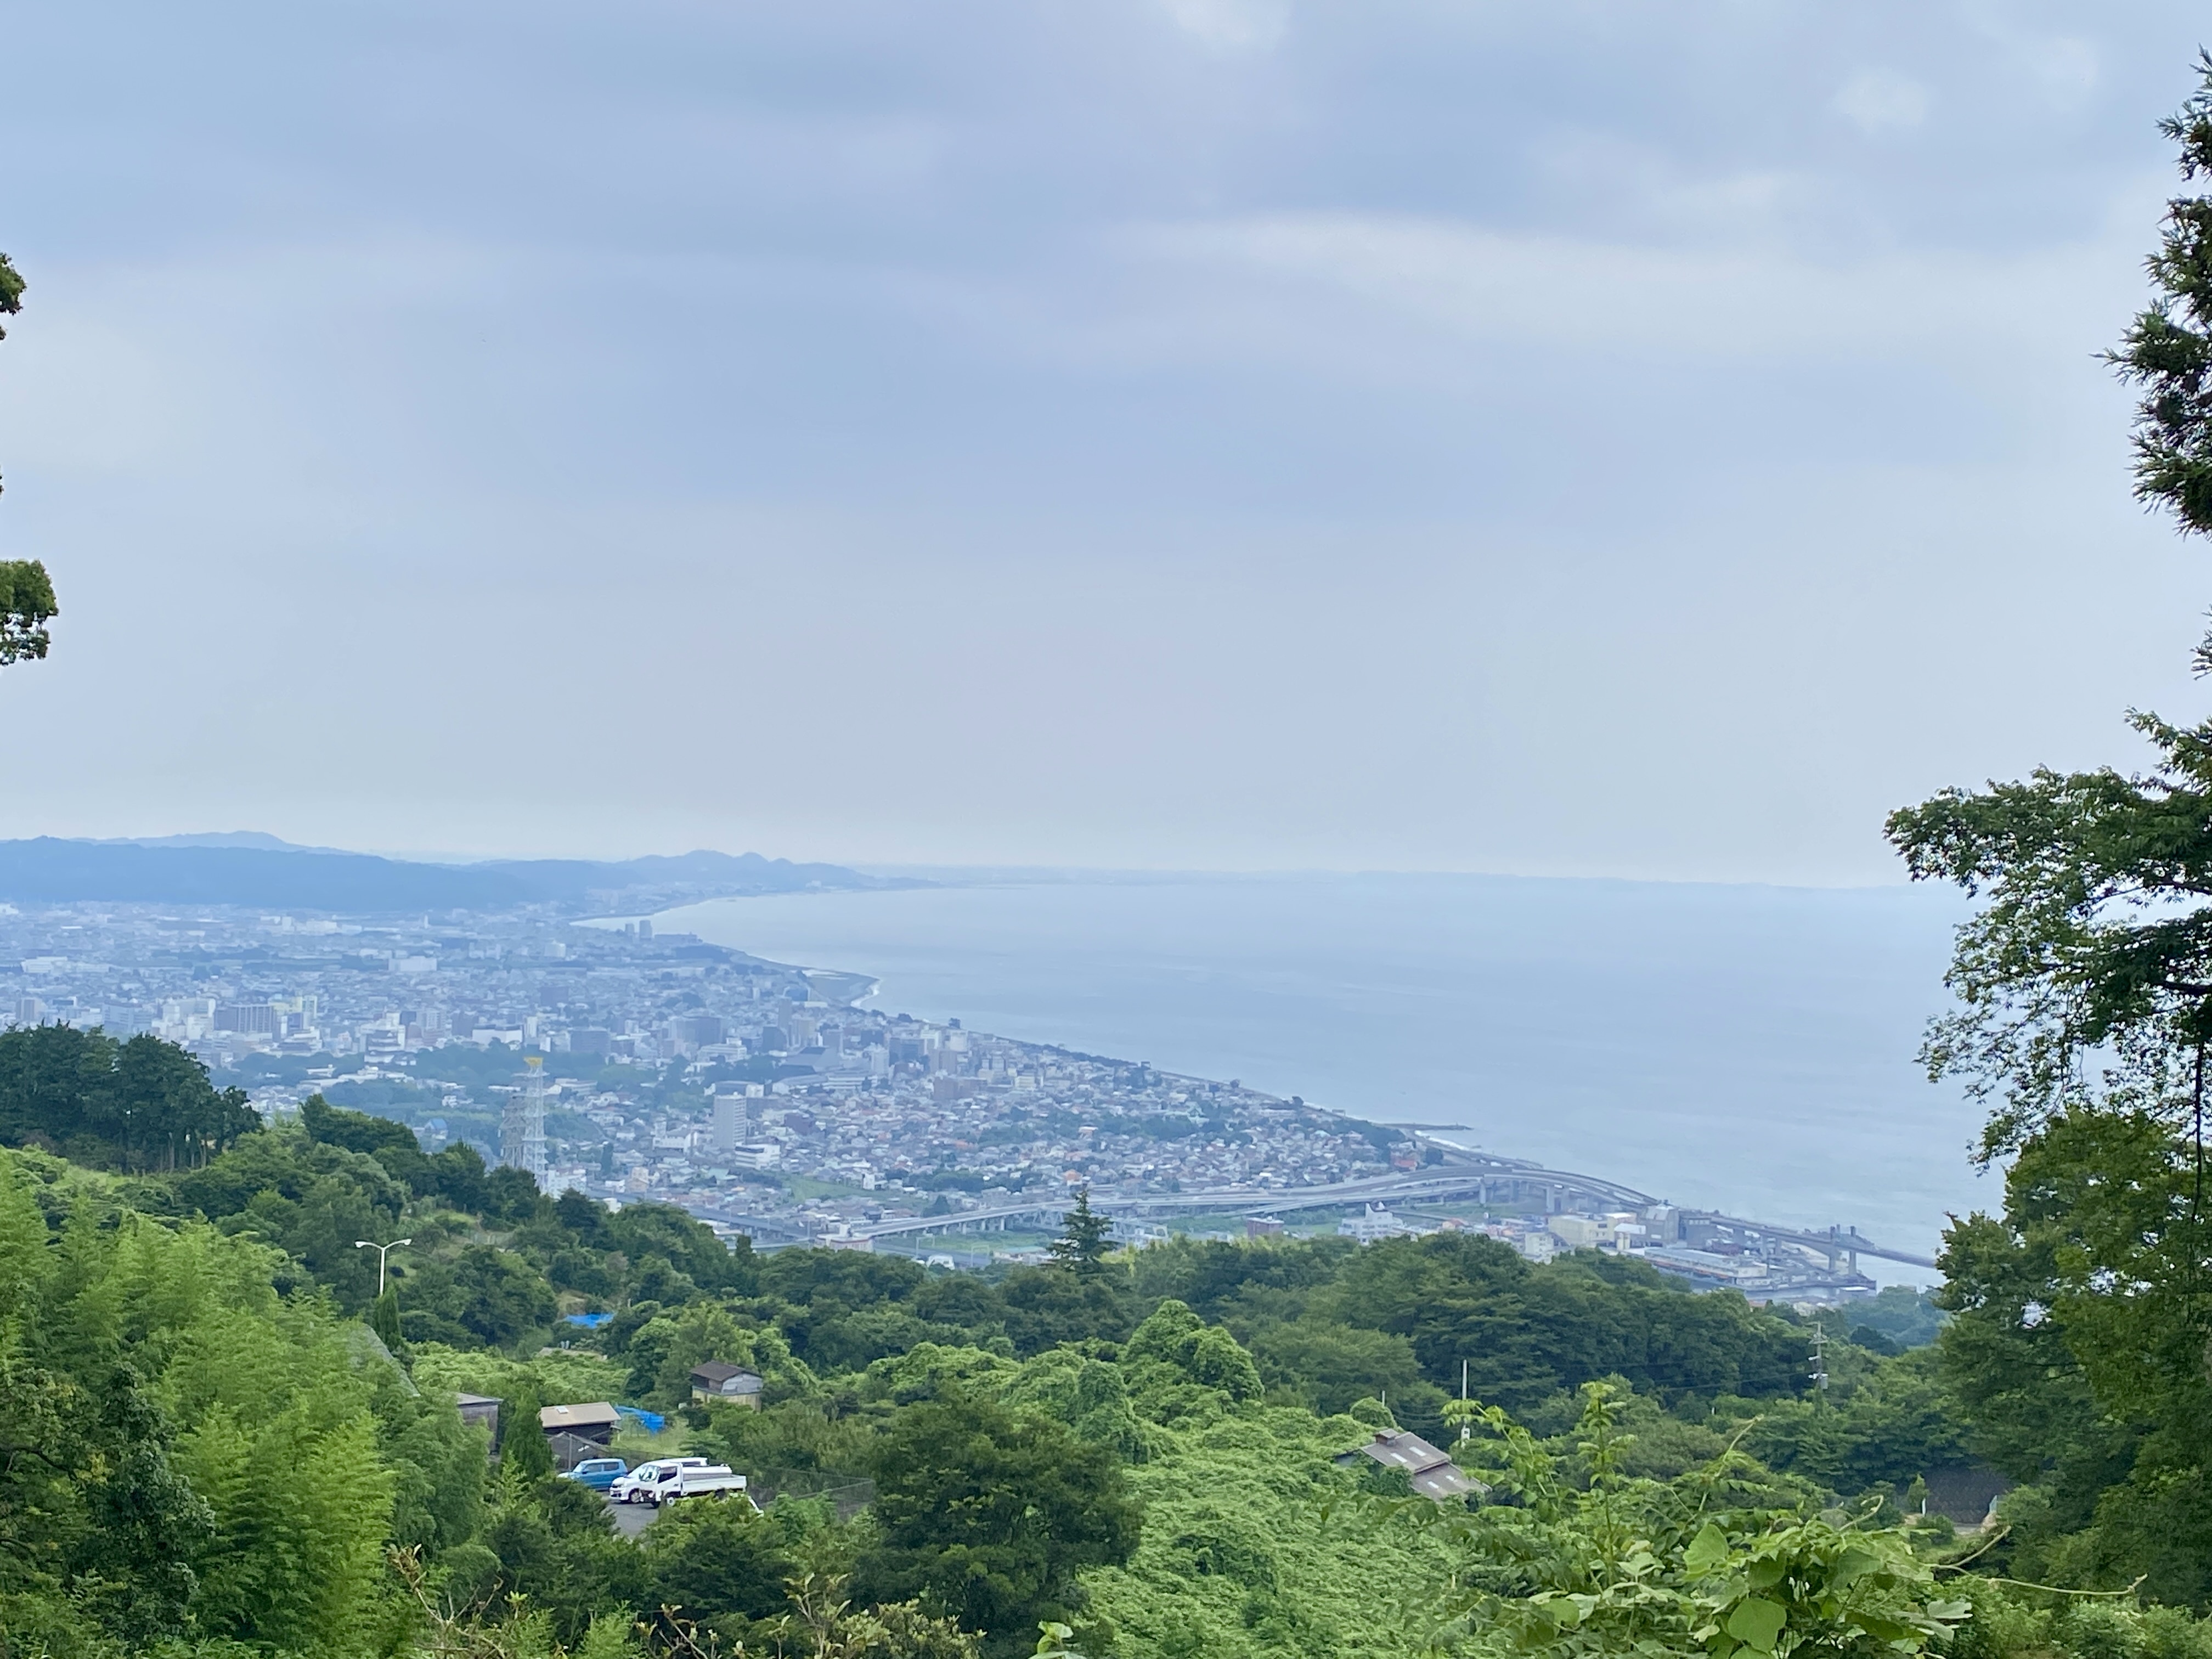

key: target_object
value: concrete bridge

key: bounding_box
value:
[1697,1220,1935,1273]
[691,1206,817,1246]
[697,1150,1936,1271]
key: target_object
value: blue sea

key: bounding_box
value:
[656,873,1989,1280]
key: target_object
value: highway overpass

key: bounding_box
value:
[698,1152,1936,1271]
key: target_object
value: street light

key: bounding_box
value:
[355,1237,412,1296]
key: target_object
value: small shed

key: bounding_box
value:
[1924,1465,2011,1527]
[1336,1430,1489,1503]
[456,1394,502,1436]
[548,1430,610,1473]
[538,1401,620,1446]
[690,1361,765,1408]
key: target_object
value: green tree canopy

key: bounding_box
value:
[1121,1298,1262,1403]
[1886,711,2212,1161]
[0,1164,409,1653]
[0,557,55,665]
[0,1024,259,1171]
[643,1497,794,1627]
[854,1390,1139,1654]
[1047,1186,1111,1277]
[2114,54,2212,559]
[499,1382,553,1483]
[301,1090,424,1163]
[0,251,53,667]
[1886,57,2212,1607]
[405,1244,558,1349]
[1431,1383,1967,1658]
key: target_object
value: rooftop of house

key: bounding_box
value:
[538,1401,620,1431]
[1336,1429,1489,1503]
[690,1360,764,1387]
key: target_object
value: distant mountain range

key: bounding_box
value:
[93,831,359,854]
[0,837,914,915]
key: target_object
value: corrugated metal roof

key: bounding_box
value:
[539,1401,620,1429]
[691,1360,763,1387]
[1336,1430,1489,1502]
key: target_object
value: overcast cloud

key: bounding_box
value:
[0,1,2204,878]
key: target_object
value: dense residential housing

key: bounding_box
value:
[0,898,1876,1296]
[0,901,1406,1216]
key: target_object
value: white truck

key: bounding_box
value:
[656,1464,751,1507]
[611,1457,710,1504]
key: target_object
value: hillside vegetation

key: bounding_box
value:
[0,1034,2190,1658]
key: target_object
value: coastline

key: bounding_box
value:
[642,873,1979,1277]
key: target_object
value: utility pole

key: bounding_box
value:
[355,1236,413,1297]
[1808,1329,1829,1391]
[1460,1358,1470,1442]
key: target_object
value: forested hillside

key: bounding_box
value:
[2,1015,2196,1659]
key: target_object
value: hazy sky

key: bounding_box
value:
[1,1,2208,878]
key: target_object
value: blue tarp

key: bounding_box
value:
[563,1312,614,1328]
[614,1404,667,1434]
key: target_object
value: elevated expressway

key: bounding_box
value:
[701,1148,1936,1272]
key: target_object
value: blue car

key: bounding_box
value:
[561,1457,628,1491]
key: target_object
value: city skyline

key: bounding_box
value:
[0,891,1898,1300]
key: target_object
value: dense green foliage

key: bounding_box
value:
[1432,1384,1969,1658]
[1846,1285,1946,1351]
[2114,53,2212,551]
[856,1390,1139,1650]
[0,555,55,665]
[0,1150,481,1656]
[1127,1231,1809,1424]
[1930,1110,2212,1607]
[3,1039,2028,1657]
[0,248,55,668]
[1850,51,2212,1652]
[0,1024,258,1171]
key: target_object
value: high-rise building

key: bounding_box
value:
[713,1087,750,1154]
[678,1013,726,1048]
[501,1059,548,1189]
[13,996,46,1026]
